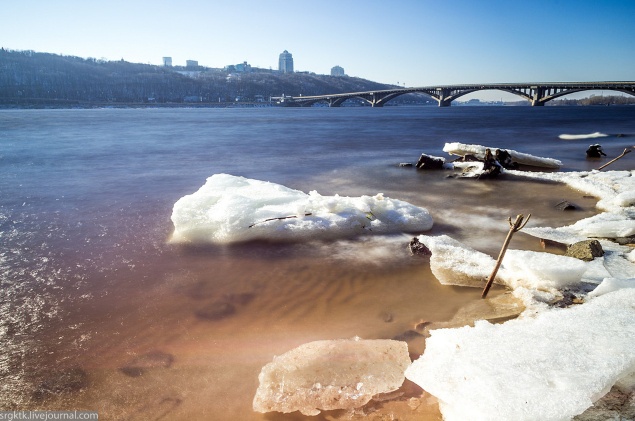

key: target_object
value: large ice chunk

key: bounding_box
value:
[170,174,433,244]
[418,236,588,292]
[501,249,587,290]
[253,338,411,416]
[416,235,502,288]
[405,289,635,421]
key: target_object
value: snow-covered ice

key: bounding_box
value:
[405,289,635,421]
[416,235,501,288]
[253,338,411,416]
[443,142,563,168]
[509,169,635,213]
[587,277,635,298]
[170,174,433,244]
[417,235,597,293]
[501,249,587,291]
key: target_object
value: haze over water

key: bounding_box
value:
[1,106,634,419]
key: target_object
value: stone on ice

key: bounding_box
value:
[405,289,635,421]
[565,239,604,261]
[253,338,410,416]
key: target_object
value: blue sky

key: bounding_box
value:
[3,0,634,99]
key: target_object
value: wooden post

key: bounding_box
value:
[481,214,531,299]
[597,147,633,171]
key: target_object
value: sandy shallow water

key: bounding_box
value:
[12,170,604,421]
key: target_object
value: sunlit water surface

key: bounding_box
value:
[1,106,634,420]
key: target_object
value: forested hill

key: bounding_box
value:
[0,49,416,107]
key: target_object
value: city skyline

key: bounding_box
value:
[3,0,634,101]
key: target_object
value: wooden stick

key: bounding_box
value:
[597,147,633,171]
[481,214,531,299]
[248,213,312,228]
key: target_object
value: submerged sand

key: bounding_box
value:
[5,168,630,420]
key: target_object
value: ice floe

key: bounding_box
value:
[405,289,635,421]
[416,235,502,288]
[558,132,609,140]
[170,174,433,244]
[410,167,635,420]
[443,142,563,168]
[253,338,410,416]
[417,234,603,293]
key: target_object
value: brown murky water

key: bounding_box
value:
[15,169,599,421]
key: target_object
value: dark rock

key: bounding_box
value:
[459,154,481,162]
[32,367,88,400]
[555,200,579,211]
[195,301,236,321]
[392,330,423,342]
[554,291,581,308]
[495,149,519,170]
[408,237,431,256]
[120,350,175,377]
[481,148,502,177]
[586,144,607,158]
[415,153,445,170]
[565,240,604,261]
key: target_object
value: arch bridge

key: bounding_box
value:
[272,82,635,107]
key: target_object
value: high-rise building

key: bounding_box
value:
[278,50,294,73]
[163,57,172,67]
[331,65,345,76]
[186,60,199,68]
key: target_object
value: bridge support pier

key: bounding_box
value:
[437,88,452,107]
[531,86,545,106]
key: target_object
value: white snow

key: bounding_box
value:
[588,277,635,298]
[501,250,587,291]
[405,289,635,421]
[170,174,433,244]
[443,142,563,168]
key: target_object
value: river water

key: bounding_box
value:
[1,106,634,420]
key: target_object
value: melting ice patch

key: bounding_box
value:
[170,174,433,244]
[253,338,410,415]
[406,288,635,421]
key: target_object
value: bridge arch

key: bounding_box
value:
[272,82,635,107]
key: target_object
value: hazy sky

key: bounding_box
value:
[3,0,634,99]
